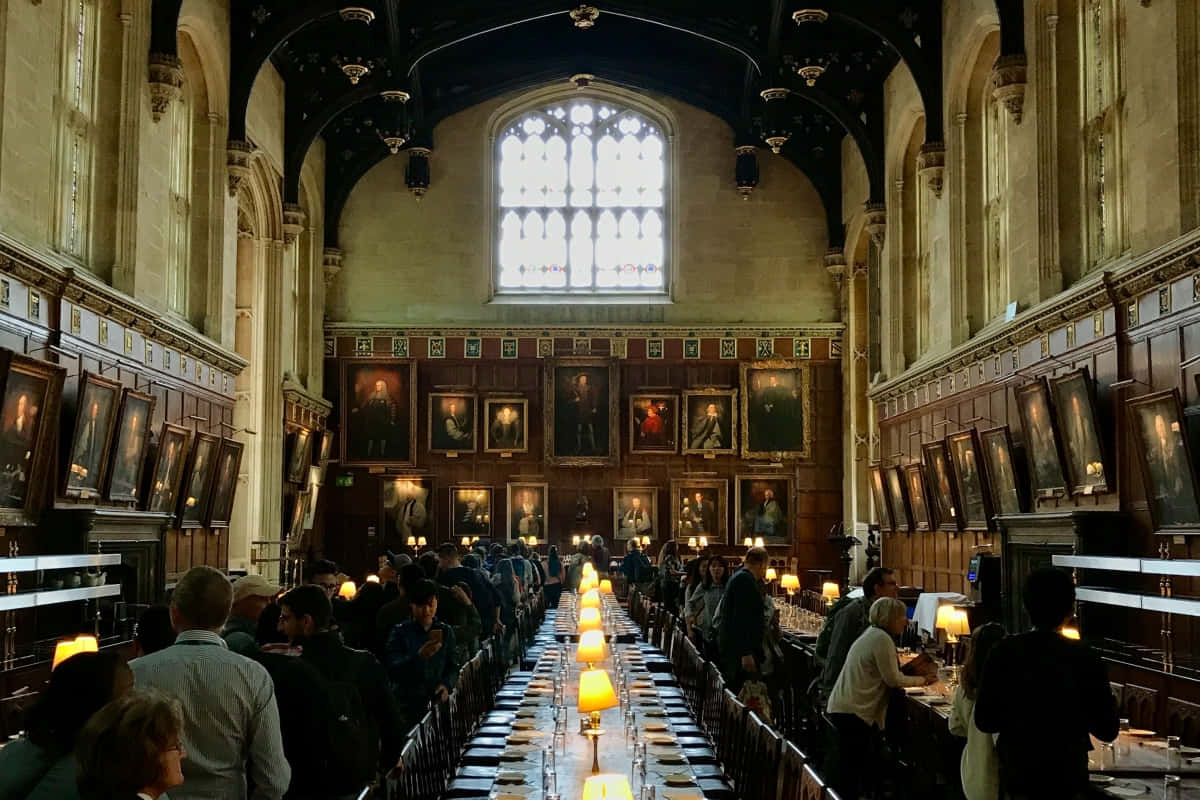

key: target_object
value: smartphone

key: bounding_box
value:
[428,629,443,644]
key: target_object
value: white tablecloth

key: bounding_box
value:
[913,591,969,637]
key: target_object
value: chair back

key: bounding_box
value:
[799,763,825,800]
[778,741,806,800]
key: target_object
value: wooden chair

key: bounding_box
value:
[743,710,782,800]
[779,741,807,800]
[1167,696,1200,746]
[1122,683,1159,731]
[799,763,825,800]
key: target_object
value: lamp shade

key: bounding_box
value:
[461,536,470,546]
[946,609,971,638]
[935,604,957,632]
[687,537,698,548]
[1060,626,1081,640]
[52,634,98,670]
[75,635,98,654]
[753,537,765,548]
[765,568,777,581]
[641,536,650,546]
[366,574,381,583]
[407,536,417,546]
[416,537,427,547]
[780,574,800,592]
[743,537,753,547]
[699,536,708,548]
[579,577,596,594]
[581,589,601,610]
[583,562,597,578]
[599,578,613,594]
[578,607,603,633]
[338,580,358,600]
[576,629,607,664]
[577,668,619,714]
[573,535,582,545]
[821,582,840,600]
[582,775,635,800]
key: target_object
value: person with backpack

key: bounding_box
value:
[277,585,404,799]
[385,579,460,732]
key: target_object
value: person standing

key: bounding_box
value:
[222,574,281,657]
[656,540,683,615]
[949,623,1007,800]
[686,557,728,657]
[543,545,564,607]
[975,568,1118,799]
[717,547,769,690]
[131,566,289,800]
[817,567,899,699]
[385,580,460,732]
[590,535,611,578]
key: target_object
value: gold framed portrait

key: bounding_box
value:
[739,360,812,460]
[544,358,620,467]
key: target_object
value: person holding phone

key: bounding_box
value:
[385,579,460,732]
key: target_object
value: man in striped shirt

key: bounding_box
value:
[132,566,290,800]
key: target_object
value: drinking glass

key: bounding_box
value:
[1118,719,1132,758]
[554,715,568,753]
[1165,774,1181,800]
[1167,735,1182,770]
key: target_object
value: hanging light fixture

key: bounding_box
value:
[792,9,829,24]
[759,88,792,154]
[405,146,431,199]
[796,62,826,87]
[338,6,376,24]
[336,56,372,85]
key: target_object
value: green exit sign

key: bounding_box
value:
[335,475,354,488]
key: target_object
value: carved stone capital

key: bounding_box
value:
[918,141,946,198]
[569,5,599,28]
[147,53,184,124]
[323,247,345,287]
[226,140,255,197]
[991,53,1028,124]
[864,202,887,249]
[282,203,306,246]
[824,248,847,287]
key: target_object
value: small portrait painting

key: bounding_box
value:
[630,394,677,454]
[1015,378,1068,498]
[868,465,893,532]
[451,486,492,539]
[106,390,155,503]
[736,476,792,544]
[429,393,476,454]
[980,427,1023,515]
[147,424,189,514]
[507,482,547,542]
[484,397,527,453]
[614,487,657,541]
[0,355,59,511]
[317,429,334,462]
[285,428,313,484]
[903,464,932,531]
[740,362,811,459]
[178,433,219,528]
[670,479,727,542]
[947,430,992,530]
[382,476,434,551]
[884,466,913,532]
[546,359,618,466]
[206,439,243,528]
[285,491,309,549]
[1049,368,1108,495]
[922,440,961,531]
[341,360,416,466]
[1127,390,1200,532]
[682,389,737,455]
[65,373,120,497]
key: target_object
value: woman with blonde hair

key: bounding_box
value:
[75,690,186,800]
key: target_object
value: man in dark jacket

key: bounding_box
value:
[975,568,1118,799]
[816,567,898,699]
[386,579,460,733]
[437,542,504,637]
[278,585,404,797]
[717,547,769,691]
[375,564,424,658]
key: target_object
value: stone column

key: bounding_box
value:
[111,0,151,294]
[950,112,970,343]
[889,180,906,374]
[1035,4,1064,298]
[1179,0,1200,230]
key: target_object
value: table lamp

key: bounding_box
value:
[416,537,426,547]
[580,577,596,594]
[699,536,708,548]
[599,578,613,594]
[581,589,601,610]
[641,535,650,546]
[576,629,607,667]
[754,537,765,548]
[573,535,582,546]
[687,537,698,549]
[52,634,99,670]
[1060,626,1081,640]
[583,562,597,578]
[406,536,417,547]
[471,536,480,544]
[578,607,602,633]
[781,574,800,596]
[821,582,840,601]
[578,668,619,773]
[743,537,752,547]
[766,568,777,582]
[582,775,635,800]
[460,536,470,546]
[365,574,380,584]
[338,580,358,600]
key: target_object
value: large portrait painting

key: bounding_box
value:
[483,397,527,454]
[146,423,189,514]
[903,464,932,531]
[681,389,737,455]
[884,465,913,532]
[614,487,657,541]
[1048,368,1108,496]
[178,432,219,528]
[429,393,476,455]
[285,428,313,484]
[736,475,792,545]
[868,465,893,532]
[64,372,120,499]
[545,359,619,466]
[382,476,434,551]
[105,390,155,503]
[206,439,243,528]
[1127,390,1200,533]
[922,440,962,531]
[507,482,547,542]
[946,430,993,530]
[740,361,811,460]
[1015,378,1068,498]
[669,479,727,543]
[980,426,1024,516]
[629,394,677,454]
[341,360,416,467]
[0,353,61,514]
[451,485,492,540]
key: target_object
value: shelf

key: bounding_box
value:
[1052,555,1200,578]
[0,584,121,612]
[1075,585,1200,618]
[0,554,123,574]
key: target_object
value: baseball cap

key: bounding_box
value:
[233,574,282,604]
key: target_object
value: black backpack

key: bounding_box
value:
[303,656,376,792]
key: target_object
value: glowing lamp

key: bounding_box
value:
[582,775,635,800]
[581,589,602,610]
[699,536,708,548]
[641,536,650,546]
[821,582,840,600]
[577,668,619,773]
[416,537,427,547]
[583,562,597,579]
[471,536,480,544]
[406,536,417,547]
[754,537,765,548]
[576,629,607,666]
[937,606,969,641]
[1060,626,1081,640]
[52,634,98,670]
[766,568,777,582]
[338,580,358,600]
[599,578,613,594]
[461,536,470,546]
[366,574,381,583]
[687,537,698,549]
[780,574,800,595]
[573,535,582,546]
[743,537,753,547]
[578,607,603,633]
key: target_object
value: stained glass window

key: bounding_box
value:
[496,101,667,293]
